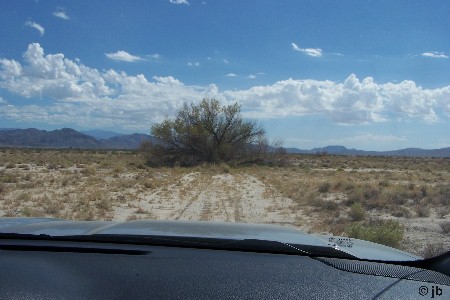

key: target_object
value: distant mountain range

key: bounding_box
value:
[0,128,155,150]
[286,145,450,158]
[0,128,449,157]
[80,129,124,140]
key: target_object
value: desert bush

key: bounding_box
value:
[415,205,430,218]
[348,202,366,221]
[346,188,364,206]
[318,182,330,193]
[81,165,97,176]
[422,243,447,258]
[440,221,450,234]
[221,163,231,173]
[149,98,266,166]
[17,192,31,201]
[17,181,37,189]
[436,207,449,218]
[363,185,380,201]
[143,180,154,189]
[44,201,62,215]
[0,173,18,183]
[5,162,15,169]
[96,197,111,211]
[127,214,139,221]
[312,198,339,211]
[420,185,427,197]
[21,206,43,217]
[391,207,411,218]
[333,180,344,191]
[378,180,389,187]
[347,219,404,248]
[429,184,450,206]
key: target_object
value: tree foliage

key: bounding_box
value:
[149,98,266,165]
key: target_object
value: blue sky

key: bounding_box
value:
[1,0,450,150]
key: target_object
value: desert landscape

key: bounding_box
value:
[0,148,449,257]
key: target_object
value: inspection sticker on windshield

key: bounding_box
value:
[328,237,353,248]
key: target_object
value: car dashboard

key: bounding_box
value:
[0,238,449,299]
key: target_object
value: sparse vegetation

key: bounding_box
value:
[346,219,404,248]
[422,243,447,258]
[348,202,366,221]
[440,221,450,234]
[0,148,449,256]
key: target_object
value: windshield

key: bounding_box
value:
[0,0,449,260]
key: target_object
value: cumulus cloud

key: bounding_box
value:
[53,10,69,20]
[105,51,143,62]
[291,42,322,57]
[226,73,237,77]
[1,43,450,130]
[187,61,200,67]
[223,73,450,124]
[0,43,217,129]
[25,21,45,36]
[421,51,448,59]
[169,0,189,5]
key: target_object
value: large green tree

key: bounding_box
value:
[149,98,265,165]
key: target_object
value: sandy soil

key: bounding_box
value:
[112,172,311,231]
[1,164,449,256]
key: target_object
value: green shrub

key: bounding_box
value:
[346,219,404,248]
[348,202,366,221]
[346,188,364,206]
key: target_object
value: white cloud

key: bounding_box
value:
[169,0,189,5]
[105,51,143,62]
[226,73,237,77]
[147,53,161,59]
[247,74,256,79]
[224,73,450,124]
[187,61,200,67]
[291,42,322,57]
[0,43,219,130]
[0,97,7,104]
[2,44,450,130]
[53,11,69,20]
[421,51,448,59]
[25,21,45,36]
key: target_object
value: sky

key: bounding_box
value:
[0,0,450,151]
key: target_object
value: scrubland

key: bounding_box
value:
[0,148,449,257]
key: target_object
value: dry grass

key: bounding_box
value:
[0,148,449,256]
